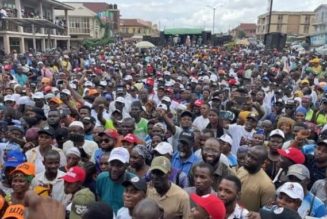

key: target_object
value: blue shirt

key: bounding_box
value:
[227,153,238,167]
[298,191,327,218]
[96,171,135,214]
[172,152,200,175]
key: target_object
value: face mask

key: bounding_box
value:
[69,133,85,142]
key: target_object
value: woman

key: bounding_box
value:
[277,117,295,141]
[7,162,35,205]
[206,109,224,138]
[128,145,150,178]
[295,106,307,123]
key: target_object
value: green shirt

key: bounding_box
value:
[133,118,148,140]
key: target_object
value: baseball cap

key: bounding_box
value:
[154,142,173,156]
[99,129,120,140]
[146,78,154,86]
[149,156,171,174]
[11,162,36,176]
[219,111,235,122]
[180,110,193,118]
[194,99,204,107]
[287,164,310,181]
[49,97,63,104]
[69,121,84,129]
[269,129,285,139]
[66,147,81,158]
[122,176,147,193]
[108,147,130,164]
[4,95,15,102]
[277,182,304,201]
[277,148,305,164]
[157,103,168,111]
[191,193,226,219]
[247,113,258,121]
[61,166,86,183]
[259,206,301,219]
[219,134,233,146]
[116,97,125,103]
[2,204,24,219]
[179,131,194,145]
[122,133,138,144]
[69,188,95,219]
[4,150,26,168]
[162,96,171,103]
[32,92,44,99]
[38,126,55,138]
[61,89,71,96]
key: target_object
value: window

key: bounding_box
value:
[304,25,309,33]
[138,28,141,33]
[133,28,135,33]
[278,15,283,23]
[277,24,282,32]
[304,15,310,24]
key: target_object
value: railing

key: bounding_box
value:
[69,27,91,34]
[0,19,18,31]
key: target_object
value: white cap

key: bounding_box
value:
[108,147,130,164]
[269,129,285,139]
[4,95,15,102]
[66,147,81,158]
[99,80,107,87]
[124,75,133,81]
[277,182,304,201]
[157,103,168,111]
[154,142,173,156]
[64,55,69,59]
[116,97,125,103]
[84,81,94,87]
[16,96,34,106]
[164,71,171,76]
[45,93,55,99]
[37,61,44,65]
[69,121,84,129]
[162,96,171,103]
[61,89,71,96]
[32,92,44,99]
[219,134,233,146]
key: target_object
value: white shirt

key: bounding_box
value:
[63,140,98,158]
[227,203,249,219]
[116,207,132,219]
[192,115,210,132]
[226,124,255,155]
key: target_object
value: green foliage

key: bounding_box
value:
[238,30,246,39]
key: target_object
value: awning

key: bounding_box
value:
[164,28,205,35]
[45,0,74,10]
[3,17,64,30]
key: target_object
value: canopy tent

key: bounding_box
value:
[163,28,204,35]
[235,39,250,46]
[135,41,155,49]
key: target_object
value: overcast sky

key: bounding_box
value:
[60,0,326,32]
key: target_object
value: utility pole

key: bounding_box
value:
[267,0,273,33]
[212,7,216,34]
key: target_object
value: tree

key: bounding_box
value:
[238,30,246,39]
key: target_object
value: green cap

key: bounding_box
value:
[149,156,171,174]
[69,188,95,219]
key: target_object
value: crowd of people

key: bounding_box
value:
[0,41,326,219]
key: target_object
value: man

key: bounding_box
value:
[192,103,210,131]
[31,150,66,202]
[129,101,148,140]
[116,176,147,219]
[96,147,134,214]
[219,134,237,168]
[275,182,303,213]
[147,156,190,219]
[190,193,226,219]
[133,198,164,219]
[82,116,95,141]
[82,202,114,219]
[287,164,327,218]
[172,131,200,175]
[184,162,216,196]
[202,138,234,188]
[26,126,66,174]
[63,121,98,162]
[47,110,61,132]
[237,146,276,211]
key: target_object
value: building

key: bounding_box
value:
[119,19,159,38]
[231,23,256,39]
[256,11,315,39]
[310,4,327,46]
[0,0,73,54]
[55,2,120,48]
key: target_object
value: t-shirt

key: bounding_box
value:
[298,191,327,218]
[96,171,135,214]
[172,152,200,175]
[134,118,148,141]
[116,207,132,219]
[63,140,98,158]
[311,179,327,205]
[237,167,276,212]
[226,124,255,155]
[192,116,209,132]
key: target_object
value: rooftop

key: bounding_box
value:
[120,19,152,28]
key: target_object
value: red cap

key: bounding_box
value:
[43,86,52,93]
[146,78,154,86]
[228,79,237,86]
[61,166,86,183]
[191,193,226,219]
[122,133,138,144]
[4,64,11,71]
[100,129,120,140]
[194,99,204,107]
[277,148,305,164]
[165,87,174,93]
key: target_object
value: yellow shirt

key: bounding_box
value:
[237,167,276,212]
[147,183,190,219]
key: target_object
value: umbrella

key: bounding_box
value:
[135,41,155,49]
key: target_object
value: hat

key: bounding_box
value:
[162,96,171,103]
[219,134,233,146]
[61,89,71,96]
[4,150,26,167]
[219,111,235,122]
[116,96,125,103]
[146,78,155,86]
[277,182,304,201]
[180,110,193,118]
[275,98,284,105]
[287,164,310,181]
[124,75,133,81]
[247,113,258,121]
[154,142,173,156]
[149,156,171,174]
[69,121,84,129]
[190,194,226,219]
[194,99,204,107]
[87,89,99,96]
[2,204,24,219]
[108,147,130,164]
[179,131,194,145]
[300,79,309,85]
[61,166,86,183]
[269,129,285,139]
[49,97,63,104]
[259,206,301,219]
[99,129,120,140]
[32,92,44,99]
[11,162,36,176]
[84,81,94,87]
[285,99,296,106]
[70,188,95,219]
[318,139,327,146]
[122,133,138,143]
[66,147,81,158]
[157,103,168,111]
[4,95,15,102]
[277,148,305,164]
[38,126,55,138]
[122,176,147,193]
[9,126,24,134]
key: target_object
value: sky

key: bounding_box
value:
[60,0,326,33]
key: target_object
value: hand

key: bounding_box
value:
[24,191,65,219]
[156,108,166,118]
